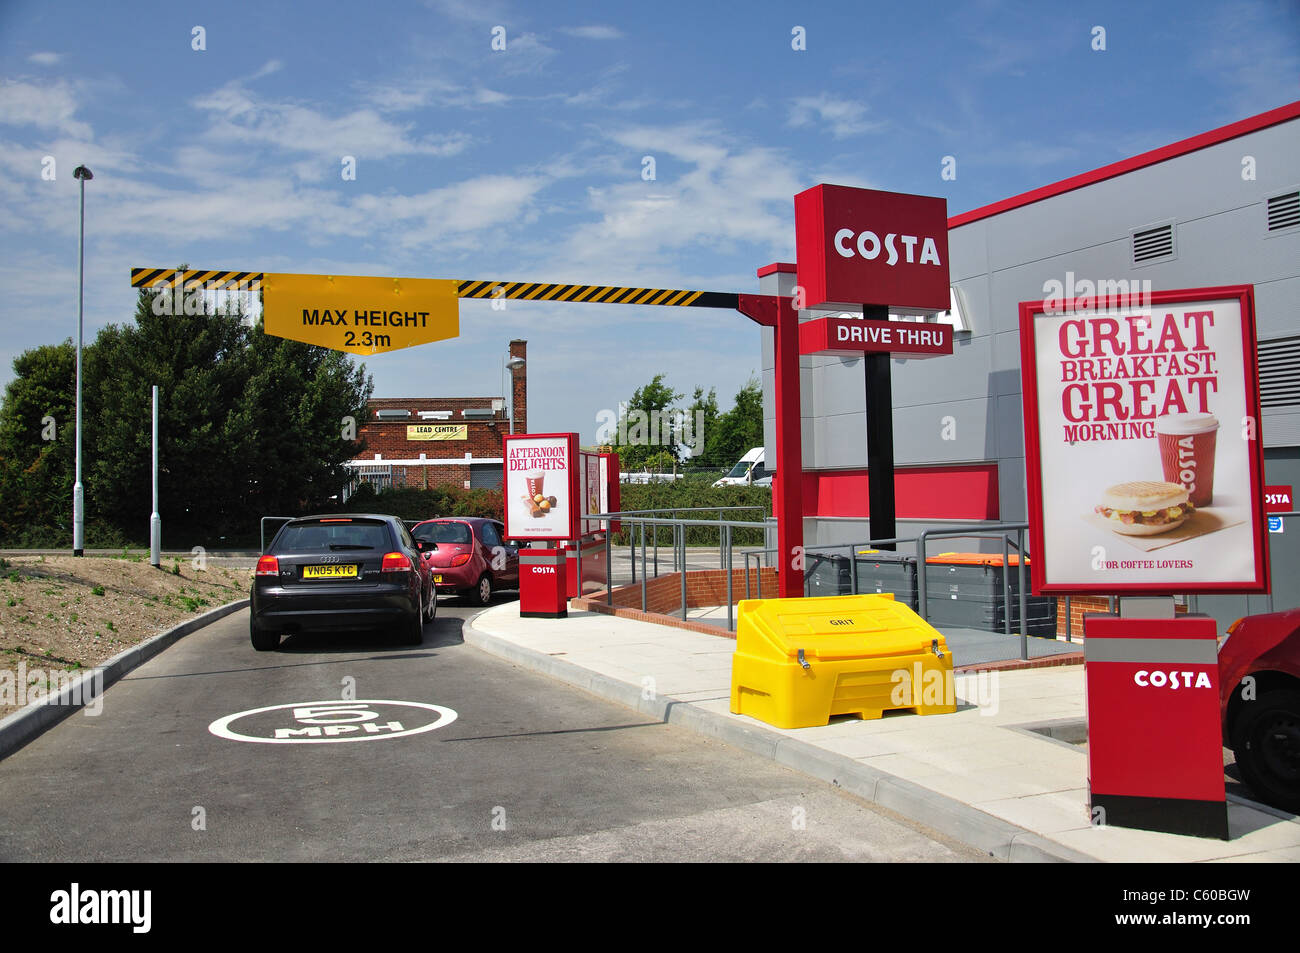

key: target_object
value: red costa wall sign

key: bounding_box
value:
[794,184,950,312]
[799,316,953,358]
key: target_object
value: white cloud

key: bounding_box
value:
[559,25,624,40]
[553,123,803,278]
[27,52,62,66]
[0,80,92,139]
[787,94,883,139]
[361,78,511,111]
[491,32,557,74]
[192,81,471,160]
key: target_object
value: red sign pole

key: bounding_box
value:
[737,293,804,598]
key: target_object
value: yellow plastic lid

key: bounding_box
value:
[736,594,946,661]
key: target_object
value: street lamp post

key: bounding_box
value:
[72,164,93,556]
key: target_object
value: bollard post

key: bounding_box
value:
[605,519,614,608]
[1018,527,1029,661]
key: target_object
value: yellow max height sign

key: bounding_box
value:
[407,425,468,441]
[261,273,460,355]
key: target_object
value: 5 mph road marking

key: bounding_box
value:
[208,700,458,744]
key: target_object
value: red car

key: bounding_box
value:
[1220,608,1300,813]
[411,517,520,606]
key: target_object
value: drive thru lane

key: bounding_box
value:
[0,599,987,862]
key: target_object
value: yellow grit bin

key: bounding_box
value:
[730,593,958,729]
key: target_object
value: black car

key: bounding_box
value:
[250,514,435,651]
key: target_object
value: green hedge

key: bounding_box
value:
[611,477,771,546]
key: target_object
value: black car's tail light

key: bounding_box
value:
[381,552,413,572]
[256,555,279,576]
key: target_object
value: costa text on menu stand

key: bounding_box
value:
[1019,285,1269,839]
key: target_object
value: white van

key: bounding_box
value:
[713,447,769,487]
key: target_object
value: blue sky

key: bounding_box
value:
[2,0,1297,443]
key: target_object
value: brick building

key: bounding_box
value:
[346,340,527,493]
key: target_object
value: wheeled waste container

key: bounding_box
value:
[923,553,1056,636]
[854,549,919,609]
[730,593,957,729]
[804,552,852,596]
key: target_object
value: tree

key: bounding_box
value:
[0,340,77,542]
[681,386,719,467]
[0,282,376,546]
[706,376,764,469]
[609,374,683,472]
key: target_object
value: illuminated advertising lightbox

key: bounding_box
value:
[1019,286,1268,595]
[503,433,580,542]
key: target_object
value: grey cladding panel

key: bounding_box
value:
[995,393,1026,460]
[813,412,867,469]
[1254,276,1300,341]
[891,334,995,408]
[998,455,1027,522]
[1175,209,1300,285]
[892,398,994,466]
[811,359,866,418]
[948,223,989,281]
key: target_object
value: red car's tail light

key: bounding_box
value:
[255,555,279,576]
[450,553,472,567]
[382,552,413,572]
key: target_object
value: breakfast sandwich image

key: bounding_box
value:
[1092,481,1194,536]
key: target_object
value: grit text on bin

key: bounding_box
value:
[730,593,957,729]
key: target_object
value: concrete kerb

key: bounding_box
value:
[0,598,249,762]
[462,617,1098,863]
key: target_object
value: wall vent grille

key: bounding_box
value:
[1132,223,1175,264]
[1266,190,1300,232]
[1259,335,1300,409]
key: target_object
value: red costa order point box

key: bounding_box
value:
[1083,615,1228,839]
[518,549,567,619]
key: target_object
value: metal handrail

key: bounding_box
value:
[259,515,295,553]
[589,509,770,630]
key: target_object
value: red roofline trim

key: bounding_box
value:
[948,100,1300,230]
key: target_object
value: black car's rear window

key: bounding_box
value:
[275,519,392,553]
[413,521,472,544]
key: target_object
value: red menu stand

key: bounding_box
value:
[519,549,567,619]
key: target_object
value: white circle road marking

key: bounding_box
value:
[208,699,458,744]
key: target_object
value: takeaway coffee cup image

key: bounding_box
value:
[1155,413,1218,508]
[525,472,545,500]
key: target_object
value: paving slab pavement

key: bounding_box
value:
[465,603,1300,863]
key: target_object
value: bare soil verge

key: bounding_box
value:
[0,555,251,720]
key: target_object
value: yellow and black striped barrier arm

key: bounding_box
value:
[131,268,738,309]
[455,279,738,309]
[130,268,264,291]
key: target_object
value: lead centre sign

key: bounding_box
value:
[1019,286,1269,594]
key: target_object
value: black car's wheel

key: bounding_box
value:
[424,582,437,622]
[468,573,492,607]
[250,619,280,652]
[403,592,425,646]
[1232,688,1300,814]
